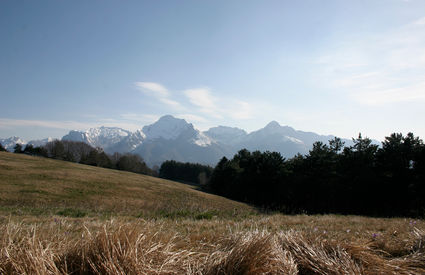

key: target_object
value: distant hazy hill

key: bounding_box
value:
[2,115,355,166]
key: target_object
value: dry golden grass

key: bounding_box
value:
[1,216,424,274]
[0,152,254,218]
[1,152,425,274]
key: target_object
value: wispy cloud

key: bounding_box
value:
[0,118,94,131]
[159,98,181,108]
[0,117,152,133]
[132,82,259,127]
[315,17,425,105]
[184,88,222,118]
[228,101,254,119]
[120,113,158,121]
[352,82,425,105]
[135,82,169,97]
[135,81,184,109]
[183,87,258,120]
[413,16,425,25]
[119,113,160,124]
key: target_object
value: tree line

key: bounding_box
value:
[11,140,157,176]
[159,160,213,185]
[208,133,425,217]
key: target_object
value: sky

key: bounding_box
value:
[1,0,425,141]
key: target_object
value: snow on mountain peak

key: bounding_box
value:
[62,126,132,149]
[86,127,130,138]
[28,137,54,147]
[284,136,304,144]
[142,115,191,140]
[192,132,213,147]
[0,136,27,151]
[204,126,247,145]
[85,127,131,148]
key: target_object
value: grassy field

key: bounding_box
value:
[1,152,425,274]
[0,152,254,219]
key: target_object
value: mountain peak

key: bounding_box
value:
[265,120,281,129]
[143,115,192,140]
[158,114,178,120]
[204,126,247,145]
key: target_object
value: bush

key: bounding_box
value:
[56,208,86,218]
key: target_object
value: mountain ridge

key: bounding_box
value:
[2,115,355,166]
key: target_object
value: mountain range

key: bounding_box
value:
[1,115,354,166]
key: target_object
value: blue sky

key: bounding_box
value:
[1,0,425,141]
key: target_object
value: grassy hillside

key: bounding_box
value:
[1,151,425,274]
[0,152,254,218]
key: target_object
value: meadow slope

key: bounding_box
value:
[1,152,425,274]
[0,151,254,218]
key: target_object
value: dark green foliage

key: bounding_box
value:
[22,144,48,157]
[0,143,7,152]
[159,160,213,185]
[45,140,93,162]
[13,144,23,153]
[208,132,425,217]
[80,148,112,168]
[116,153,153,175]
[25,140,156,176]
[210,150,288,207]
[23,144,34,154]
[49,140,66,160]
[56,208,86,218]
[375,132,424,216]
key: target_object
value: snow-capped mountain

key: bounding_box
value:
[131,116,222,166]
[236,121,308,156]
[27,137,54,147]
[227,121,352,157]
[62,126,134,152]
[142,115,191,141]
[0,136,26,151]
[4,115,357,166]
[140,115,213,147]
[0,137,56,151]
[204,126,247,145]
[106,130,145,154]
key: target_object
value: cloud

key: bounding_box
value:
[352,82,425,105]
[120,113,158,120]
[184,88,216,110]
[182,87,260,121]
[413,17,425,25]
[0,118,94,130]
[0,117,154,133]
[159,98,182,108]
[120,113,160,123]
[228,101,254,119]
[134,81,183,109]
[314,17,425,105]
[135,82,169,97]
[132,82,259,124]
[184,88,222,118]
